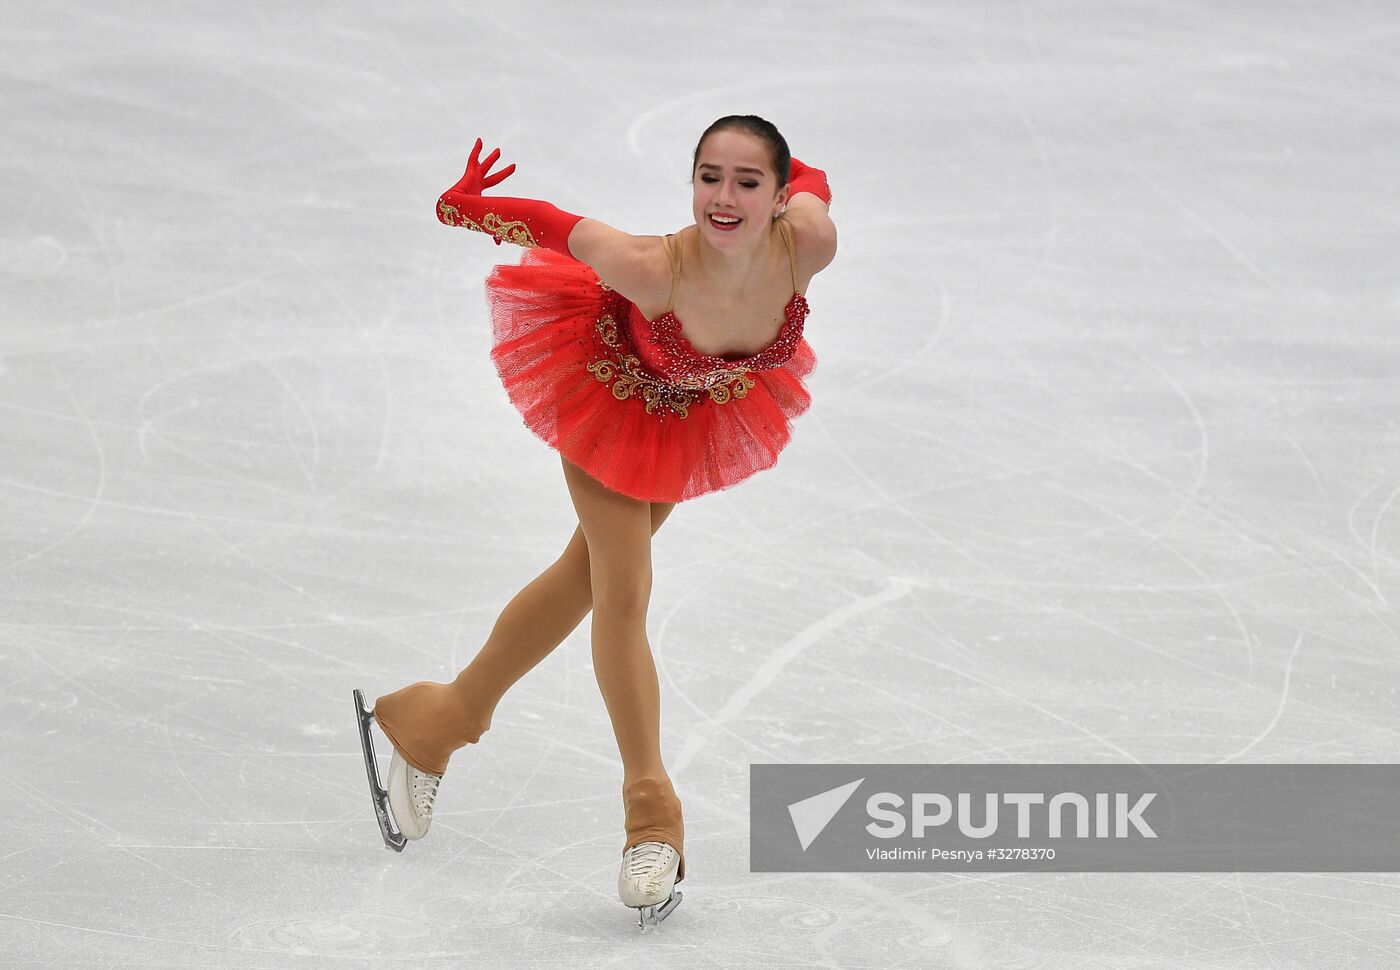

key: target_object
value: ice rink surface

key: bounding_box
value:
[3,1,1398,966]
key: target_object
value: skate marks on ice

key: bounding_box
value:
[667,578,917,779]
[5,0,1400,966]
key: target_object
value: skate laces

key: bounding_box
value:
[411,769,441,818]
[625,842,674,881]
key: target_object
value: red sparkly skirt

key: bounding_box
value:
[486,248,816,503]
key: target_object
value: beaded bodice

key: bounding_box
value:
[630,291,809,382]
[629,219,808,384]
[583,220,811,418]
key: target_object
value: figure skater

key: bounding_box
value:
[352,114,836,929]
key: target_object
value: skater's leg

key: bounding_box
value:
[561,457,685,882]
[375,486,675,775]
[562,457,667,782]
[459,496,675,721]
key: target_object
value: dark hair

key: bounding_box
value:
[691,115,791,188]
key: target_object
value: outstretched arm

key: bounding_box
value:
[435,138,659,298]
[435,138,584,253]
[782,157,837,276]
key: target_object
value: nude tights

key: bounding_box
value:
[373,458,685,881]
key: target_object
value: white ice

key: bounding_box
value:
[2,2,1398,967]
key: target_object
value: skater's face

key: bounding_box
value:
[692,129,789,248]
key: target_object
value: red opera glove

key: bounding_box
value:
[435,137,584,255]
[786,157,832,206]
[437,190,585,254]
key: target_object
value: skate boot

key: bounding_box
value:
[386,747,441,841]
[372,678,489,775]
[619,841,683,930]
[620,776,685,930]
[352,679,487,851]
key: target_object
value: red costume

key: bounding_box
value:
[439,141,830,502]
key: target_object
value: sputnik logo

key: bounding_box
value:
[787,777,865,851]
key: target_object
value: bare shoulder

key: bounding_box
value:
[781,195,838,278]
[566,218,670,306]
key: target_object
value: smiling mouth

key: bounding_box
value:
[709,214,742,230]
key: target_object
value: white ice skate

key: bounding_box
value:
[386,746,441,841]
[352,689,441,852]
[618,841,683,930]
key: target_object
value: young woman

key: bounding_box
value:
[353,114,836,928]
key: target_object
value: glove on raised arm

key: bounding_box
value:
[437,191,585,254]
[436,138,584,255]
[786,157,832,206]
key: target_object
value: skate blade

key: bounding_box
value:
[636,890,682,931]
[352,689,407,852]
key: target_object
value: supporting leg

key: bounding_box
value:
[560,457,686,927]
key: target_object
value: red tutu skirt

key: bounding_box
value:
[486,248,816,503]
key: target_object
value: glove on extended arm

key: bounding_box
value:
[436,137,584,255]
